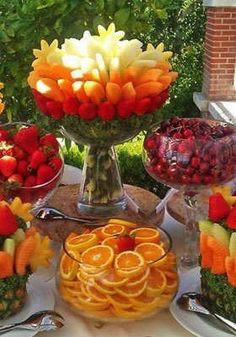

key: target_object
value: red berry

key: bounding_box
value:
[192,173,202,184]
[208,192,230,222]
[7,173,23,186]
[30,149,47,169]
[0,155,17,177]
[63,97,80,115]
[49,156,63,172]
[190,156,201,168]
[46,101,64,120]
[24,175,36,187]
[0,204,18,235]
[40,133,59,156]
[17,160,29,177]
[134,98,151,116]
[13,145,26,160]
[14,125,39,154]
[117,235,135,252]
[36,164,55,185]
[0,128,9,141]
[78,103,97,120]
[226,205,236,229]
[117,100,135,119]
[98,101,116,121]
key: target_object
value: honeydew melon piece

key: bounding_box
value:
[229,232,236,257]
[212,223,230,248]
[3,238,15,257]
[198,220,213,234]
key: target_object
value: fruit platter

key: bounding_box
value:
[57,219,178,321]
[0,196,53,319]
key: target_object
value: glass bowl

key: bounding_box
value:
[56,221,178,322]
[0,122,64,210]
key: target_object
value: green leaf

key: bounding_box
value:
[114,8,130,26]
[155,9,168,19]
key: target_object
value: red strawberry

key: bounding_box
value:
[8,173,23,186]
[14,125,39,154]
[78,103,97,120]
[40,133,59,156]
[46,101,64,120]
[98,101,116,121]
[30,149,47,169]
[63,97,80,115]
[134,98,151,116]
[117,99,135,119]
[17,160,29,177]
[117,235,135,252]
[13,145,26,160]
[208,192,231,222]
[36,164,55,185]
[226,205,236,229]
[49,156,63,172]
[24,175,36,187]
[0,128,9,141]
[0,155,17,177]
[0,204,18,235]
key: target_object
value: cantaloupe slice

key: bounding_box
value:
[58,79,74,97]
[208,236,229,274]
[0,251,13,278]
[168,71,178,82]
[200,233,213,269]
[121,82,136,100]
[158,75,172,90]
[156,62,172,73]
[72,81,90,103]
[225,256,236,286]
[135,68,163,85]
[35,63,72,81]
[123,66,143,84]
[15,235,37,275]
[109,70,122,85]
[84,81,105,104]
[135,82,163,99]
[106,82,121,104]
[35,78,64,102]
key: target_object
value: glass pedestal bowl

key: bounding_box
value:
[143,117,236,268]
[0,123,64,211]
[56,221,178,322]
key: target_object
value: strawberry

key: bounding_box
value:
[36,164,55,185]
[63,97,80,115]
[226,205,236,229]
[117,235,135,252]
[8,173,23,186]
[0,204,18,235]
[46,101,64,120]
[14,125,39,154]
[13,145,26,160]
[0,155,17,177]
[117,99,135,119]
[208,192,231,222]
[134,98,151,116]
[24,175,36,187]
[49,156,63,172]
[30,149,47,169]
[78,103,97,120]
[40,133,59,156]
[98,101,116,121]
[17,160,29,177]
[0,128,9,141]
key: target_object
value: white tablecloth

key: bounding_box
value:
[38,166,194,337]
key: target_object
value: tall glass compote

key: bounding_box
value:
[143,117,236,268]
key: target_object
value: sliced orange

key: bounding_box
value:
[81,245,114,269]
[59,252,78,280]
[76,270,95,286]
[130,294,159,309]
[111,306,144,319]
[85,285,108,303]
[84,308,113,318]
[93,280,116,295]
[60,279,82,289]
[101,224,127,238]
[115,280,147,298]
[130,227,160,244]
[107,293,133,309]
[146,267,167,297]
[158,252,177,270]
[135,242,167,266]
[91,227,106,241]
[65,233,98,253]
[100,268,128,288]
[165,274,178,294]
[114,251,146,278]
[76,293,110,311]
[102,237,119,253]
[126,266,150,287]
[107,218,138,229]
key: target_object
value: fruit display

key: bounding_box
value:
[0,197,53,318]
[0,123,63,207]
[143,117,236,189]
[57,219,178,321]
[199,186,236,322]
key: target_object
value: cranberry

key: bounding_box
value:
[192,173,202,184]
[183,129,193,138]
[203,175,214,184]
[154,164,163,174]
[190,156,201,168]
[181,175,190,184]
[185,166,194,176]
[144,137,156,150]
[199,162,209,173]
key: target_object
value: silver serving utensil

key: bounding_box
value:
[177,292,236,335]
[35,207,105,225]
[0,310,64,334]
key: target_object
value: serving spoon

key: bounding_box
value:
[177,292,236,335]
[0,310,64,334]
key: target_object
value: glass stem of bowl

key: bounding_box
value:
[180,191,199,269]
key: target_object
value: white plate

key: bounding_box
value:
[170,268,235,337]
[0,274,55,337]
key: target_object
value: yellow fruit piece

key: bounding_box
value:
[146,267,167,297]
[59,251,78,281]
[107,218,138,229]
[135,242,167,266]
[115,251,146,278]
[65,233,98,253]
[84,81,105,104]
[29,233,54,270]
[9,197,33,221]
[81,245,114,269]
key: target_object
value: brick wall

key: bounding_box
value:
[203,7,236,100]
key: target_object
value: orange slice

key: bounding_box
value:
[107,293,133,309]
[93,280,116,295]
[101,224,127,238]
[130,227,160,244]
[59,252,78,280]
[91,227,106,241]
[126,266,150,287]
[116,280,147,298]
[135,242,167,266]
[111,306,144,319]
[100,268,128,288]
[76,293,110,311]
[107,218,138,229]
[81,245,114,269]
[130,294,159,309]
[85,285,108,303]
[146,267,167,296]
[114,251,146,278]
[102,237,119,254]
[165,274,178,294]
[65,233,98,253]
[60,279,82,289]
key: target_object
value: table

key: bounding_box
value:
[38,165,195,337]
